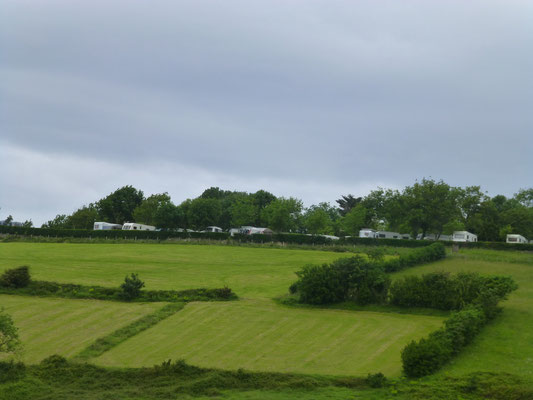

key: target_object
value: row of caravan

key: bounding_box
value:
[93,222,156,231]
[359,229,479,242]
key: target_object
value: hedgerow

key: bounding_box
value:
[401,276,517,377]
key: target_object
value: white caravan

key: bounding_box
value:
[122,223,156,231]
[359,229,377,238]
[452,231,477,242]
[203,226,223,233]
[93,222,123,230]
[506,234,528,244]
[377,231,401,239]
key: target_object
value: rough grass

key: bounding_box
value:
[0,295,162,363]
[94,298,443,376]
[0,242,347,299]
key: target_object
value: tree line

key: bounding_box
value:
[39,179,533,241]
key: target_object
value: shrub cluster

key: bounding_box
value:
[401,276,517,377]
[0,266,31,288]
[389,272,517,311]
[292,255,391,305]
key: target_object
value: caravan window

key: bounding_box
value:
[455,234,465,239]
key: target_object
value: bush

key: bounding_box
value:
[294,256,390,305]
[0,266,31,288]
[366,372,387,388]
[401,330,453,377]
[120,273,145,300]
[0,360,26,383]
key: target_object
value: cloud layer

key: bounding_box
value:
[1,0,532,225]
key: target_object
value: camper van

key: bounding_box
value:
[452,231,477,242]
[93,222,123,230]
[506,234,528,244]
[122,223,156,231]
[359,229,377,238]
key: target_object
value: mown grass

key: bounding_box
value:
[74,302,185,361]
[0,243,348,299]
[93,298,443,376]
[0,295,161,363]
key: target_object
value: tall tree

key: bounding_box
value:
[133,193,172,226]
[96,186,144,224]
[336,195,362,216]
[261,197,303,232]
[304,206,333,235]
[340,204,367,236]
[401,179,460,238]
[68,204,100,229]
[186,198,222,230]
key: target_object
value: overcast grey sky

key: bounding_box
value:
[1,0,532,225]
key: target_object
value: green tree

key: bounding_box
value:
[96,186,144,224]
[133,193,172,226]
[153,202,185,230]
[340,204,367,236]
[41,214,69,229]
[231,197,256,227]
[336,194,362,216]
[0,309,19,354]
[252,190,277,225]
[402,179,460,238]
[186,198,222,230]
[261,197,303,232]
[68,204,99,229]
[304,206,333,235]
[515,188,533,208]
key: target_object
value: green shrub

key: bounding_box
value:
[0,360,26,383]
[294,256,390,305]
[401,330,453,377]
[120,273,145,300]
[0,266,31,288]
[366,372,387,388]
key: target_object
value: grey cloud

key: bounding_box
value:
[1,0,532,223]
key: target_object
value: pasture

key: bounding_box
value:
[0,241,532,399]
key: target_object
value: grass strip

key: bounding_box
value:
[74,302,185,361]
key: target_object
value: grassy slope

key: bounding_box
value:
[0,295,161,363]
[0,242,345,299]
[392,249,533,379]
[94,298,442,376]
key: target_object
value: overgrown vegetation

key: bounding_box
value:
[0,266,30,288]
[0,357,532,400]
[0,267,237,302]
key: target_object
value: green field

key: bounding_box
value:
[0,294,161,363]
[0,243,346,299]
[1,242,532,399]
[94,298,442,375]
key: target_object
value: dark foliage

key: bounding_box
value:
[0,266,31,288]
[293,255,391,305]
[401,276,517,378]
[120,273,145,300]
[0,280,237,302]
[390,272,517,311]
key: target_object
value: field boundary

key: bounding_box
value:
[74,302,186,361]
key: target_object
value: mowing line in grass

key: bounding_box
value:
[74,302,185,361]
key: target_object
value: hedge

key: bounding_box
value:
[2,225,531,250]
[401,276,517,377]
[0,279,237,303]
[389,272,517,311]
[378,242,446,272]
